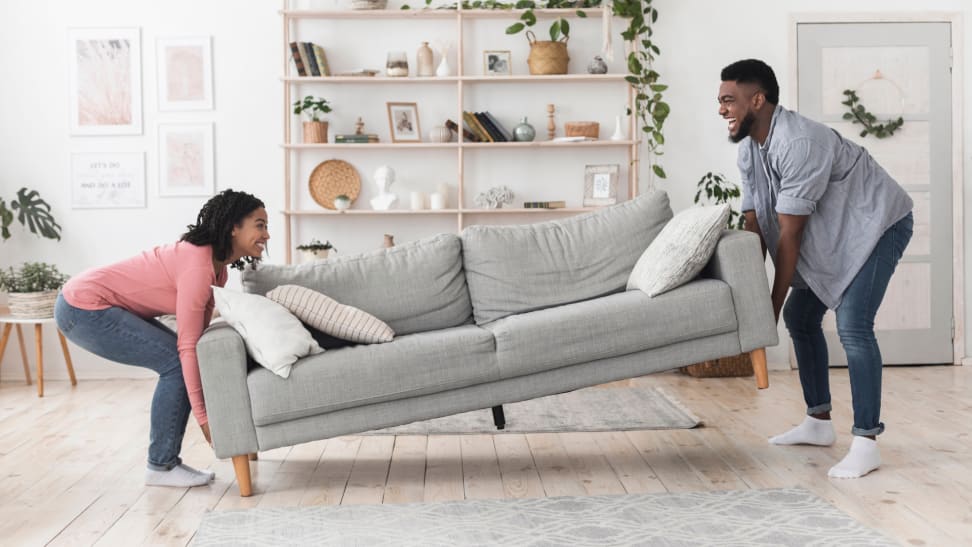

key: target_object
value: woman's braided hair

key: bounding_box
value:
[180,189,265,271]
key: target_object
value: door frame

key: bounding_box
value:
[789,12,966,365]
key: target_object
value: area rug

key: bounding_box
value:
[193,488,896,546]
[362,385,702,435]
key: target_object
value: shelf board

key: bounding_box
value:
[281,8,605,20]
[283,208,598,215]
[283,140,637,149]
[284,74,627,83]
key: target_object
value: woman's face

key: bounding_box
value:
[231,207,270,259]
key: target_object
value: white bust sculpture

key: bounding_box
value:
[370,165,398,210]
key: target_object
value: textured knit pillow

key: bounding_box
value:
[212,286,323,378]
[626,204,730,297]
[266,284,395,344]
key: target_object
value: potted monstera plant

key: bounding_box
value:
[0,187,64,318]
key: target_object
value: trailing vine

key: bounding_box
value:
[841,89,903,139]
[399,0,668,182]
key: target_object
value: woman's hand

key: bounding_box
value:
[201,422,213,446]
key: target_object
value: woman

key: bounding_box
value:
[55,189,269,488]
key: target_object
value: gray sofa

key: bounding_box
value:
[197,189,777,496]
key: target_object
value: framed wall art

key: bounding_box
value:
[387,102,421,143]
[70,152,146,208]
[68,27,142,135]
[583,164,619,206]
[158,123,215,197]
[156,36,213,111]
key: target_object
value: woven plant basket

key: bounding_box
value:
[526,31,569,75]
[303,121,329,144]
[8,290,58,319]
[680,353,754,378]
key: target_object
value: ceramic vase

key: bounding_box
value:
[587,55,608,74]
[513,117,536,142]
[416,41,434,77]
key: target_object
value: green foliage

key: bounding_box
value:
[503,1,597,41]
[296,238,335,252]
[0,188,62,242]
[293,96,333,122]
[694,172,745,230]
[0,262,69,293]
[613,0,667,182]
[841,90,903,138]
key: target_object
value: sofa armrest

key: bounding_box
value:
[702,230,778,352]
[197,322,259,459]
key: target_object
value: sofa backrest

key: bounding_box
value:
[241,233,472,335]
[460,189,673,325]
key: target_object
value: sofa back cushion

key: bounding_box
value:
[242,233,472,335]
[460,189,673,325]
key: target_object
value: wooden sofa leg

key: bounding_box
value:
[249,452,258,461]
[750,348,769,389]
[232,455,253,497]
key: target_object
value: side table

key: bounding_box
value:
[0,312,77,397]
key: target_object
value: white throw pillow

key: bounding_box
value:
[212,286,323,378]
[266,284,395,344]
[626,204,730,297]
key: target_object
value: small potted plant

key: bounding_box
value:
[293,95,333,144]
[333,194,352,211]
[0,262,69,319]
[296,239,336,262]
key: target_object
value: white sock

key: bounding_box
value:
[145,465,213,487]
[828,436,881,479]
[179,462,216,481]
[768,415,836,446]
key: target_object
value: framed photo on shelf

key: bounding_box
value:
[70,152,146,208]
[387,102,421,143]
[67,27,142,135]
[156,36,213,111]
[158,123,215,197]
[483,50,511,76]
[583,164,619,206]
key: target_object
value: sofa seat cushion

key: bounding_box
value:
[461,190,673,325]
[247,325,499,427]
[241,233,472,336]
[482,279,738,380]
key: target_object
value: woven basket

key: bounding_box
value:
[8,290,58,319]
[302,121,329,144]
[526,31,569,75]
[308,159,361,210]
[680,353,754,378]
[565,121,599,138]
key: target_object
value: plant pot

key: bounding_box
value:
[303,121,329,144]
[299,248,330,263]
[8,290,58,319]
[526,30,569,75]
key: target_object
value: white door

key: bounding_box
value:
[796,22,953,365]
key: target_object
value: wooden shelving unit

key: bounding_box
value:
[281,3,638,263]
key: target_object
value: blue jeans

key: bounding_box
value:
[54,294,191,470]
[782,212,913,437]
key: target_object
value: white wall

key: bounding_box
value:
[1,0,968,380]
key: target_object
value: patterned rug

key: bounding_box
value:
[193,488,896,546]
[363,385,702,435]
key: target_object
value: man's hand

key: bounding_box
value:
[772,213,809,322]
[201,422,213,446]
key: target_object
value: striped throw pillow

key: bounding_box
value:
[266,285,395,344]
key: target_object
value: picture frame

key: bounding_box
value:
[68,27,142,135]
[156,36,213,111]
[70,152,146,208]
[484,50,512,76]
[158,122,215,197]
[583,164,620,206]
[386,102,421,143]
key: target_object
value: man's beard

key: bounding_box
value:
[729,112,756,143]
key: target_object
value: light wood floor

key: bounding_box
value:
[1,365,969,546]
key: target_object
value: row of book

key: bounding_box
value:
[462,111,512,142]
[523,201,566,209]
[335,133,380,143]
[290,41,331,77]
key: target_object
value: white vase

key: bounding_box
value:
[435,55,451,77]
[610,115,627,141]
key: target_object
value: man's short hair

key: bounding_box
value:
[721,59,779,105]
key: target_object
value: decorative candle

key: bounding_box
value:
[410,191,426,210]
[429,192,445,210]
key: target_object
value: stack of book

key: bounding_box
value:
[289,41,330,77]
[335,133,380,144]
[462,111,512,142]
[523,201,567,209]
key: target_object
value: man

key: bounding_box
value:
[718,59,913,478]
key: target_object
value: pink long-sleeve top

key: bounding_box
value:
[61,242,228,426]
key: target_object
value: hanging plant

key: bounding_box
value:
[840,89,903,138]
